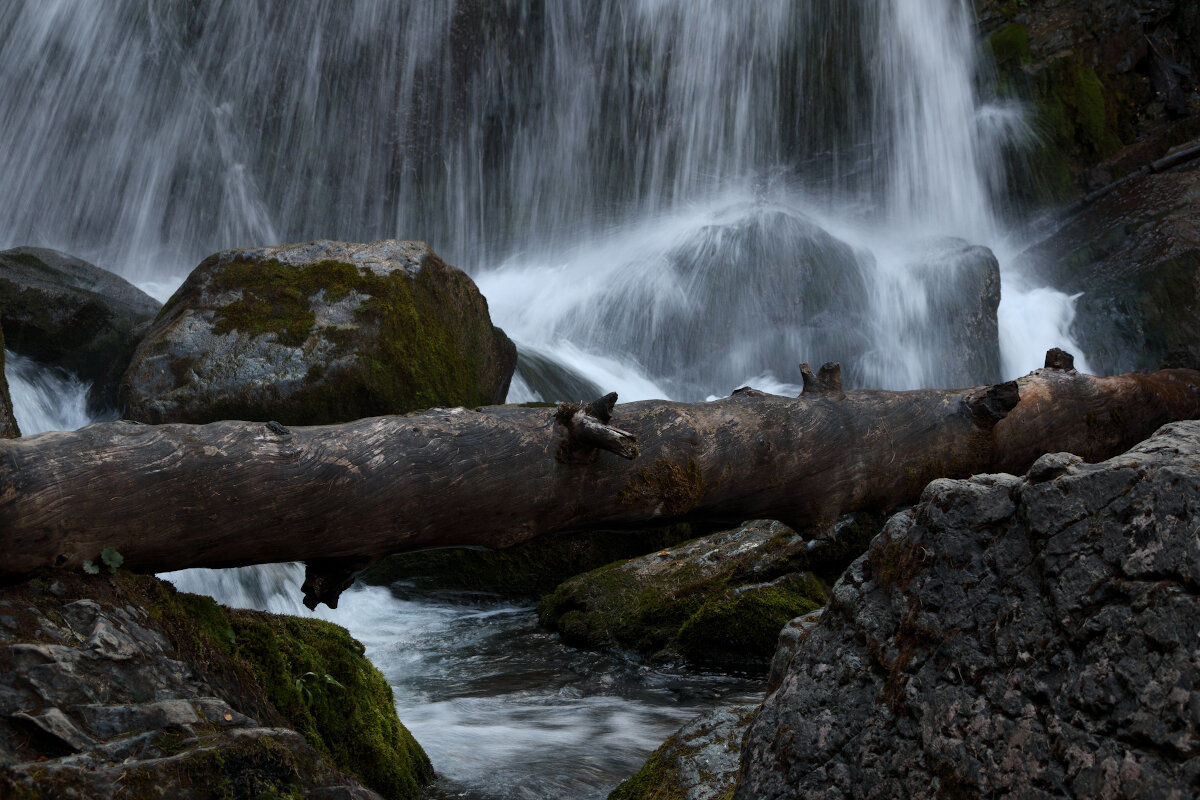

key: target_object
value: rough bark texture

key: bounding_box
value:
[735,418,1200,800]
[1,365,1199,602]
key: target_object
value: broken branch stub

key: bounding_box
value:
[555,393,639,462]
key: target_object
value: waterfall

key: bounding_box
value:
[1,3,1098,797]
[0,0,1084,402]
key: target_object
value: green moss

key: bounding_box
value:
[121,575,433,799]
[607,749,687,800]
[150,733,310,800]
[987,23,1030,72]
[538,522,835,670]
[227,612,432,800]
[676,576,824,667]
[190,254,502,424]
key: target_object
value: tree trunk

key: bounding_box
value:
[2,359,1199,607]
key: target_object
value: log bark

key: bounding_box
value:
[2,358,1199,607]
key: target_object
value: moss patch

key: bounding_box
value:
[537,521,831,670]
[676,576,823,668]
[118,574,433,799]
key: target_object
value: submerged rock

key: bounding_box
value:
[121,239,517,424]
[0,571,433,799]
[0,246,161,413]
[1018,163,1200,373]
[736,420,1200,799]
[538,519,834,671]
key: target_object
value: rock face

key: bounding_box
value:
[0,572,433,799]
[121,239,517,424]
[1018,163,1200,374]
[736,420,1200,799]
[979,0,1199,202]
[0,247,161,413]
[538,520,832,671]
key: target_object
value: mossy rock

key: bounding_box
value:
[0,247,161,414]
[538,520,836,671]
[120,239,517,424]
[0,571,432,799]
[607,704,757,800]
[124,575,434,799]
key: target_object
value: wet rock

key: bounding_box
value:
[0,247,161,413]
[121,239,517,424]
[609,704,757,800]
[0,330,17,438]
[538,520,831,670]
[765,609,823,695]
[0,572,433,799]
[735,420,1200,799]
[1017,164,1200,374]
[979,0,1200,203]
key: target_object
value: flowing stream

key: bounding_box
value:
[1,0,1093,797]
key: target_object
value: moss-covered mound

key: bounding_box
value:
[538,519,857,671]
[0,570,432,800]
[0,246,161,413]
[120,239,517,424]
[133,576,434,799]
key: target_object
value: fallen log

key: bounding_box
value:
[2,353,1199,607]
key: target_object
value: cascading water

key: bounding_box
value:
[1,1,1093,797]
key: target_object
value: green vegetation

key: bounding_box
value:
[123,575,434,799]
[537,525,831,670]
[173,253,505,425]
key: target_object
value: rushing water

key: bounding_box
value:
[158,565,761,799]
[1,0,1097,796]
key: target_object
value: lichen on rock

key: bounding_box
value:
[121,239,517,424]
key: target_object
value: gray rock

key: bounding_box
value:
[120,239,517,424]
[11,707,96,752]
[0,246,160,412]
[736,420,1200,799]
[609,704,758,800]
[0,577,403,799]
[766,609,823,695]
[1016,165,1200,374]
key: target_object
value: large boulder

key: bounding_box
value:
[0,247,161,413]
[736,420,1200,799]
[121,240,517,424]
[1017,163,1200,374]
[0,571,432,799]
[538,519,837,671]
